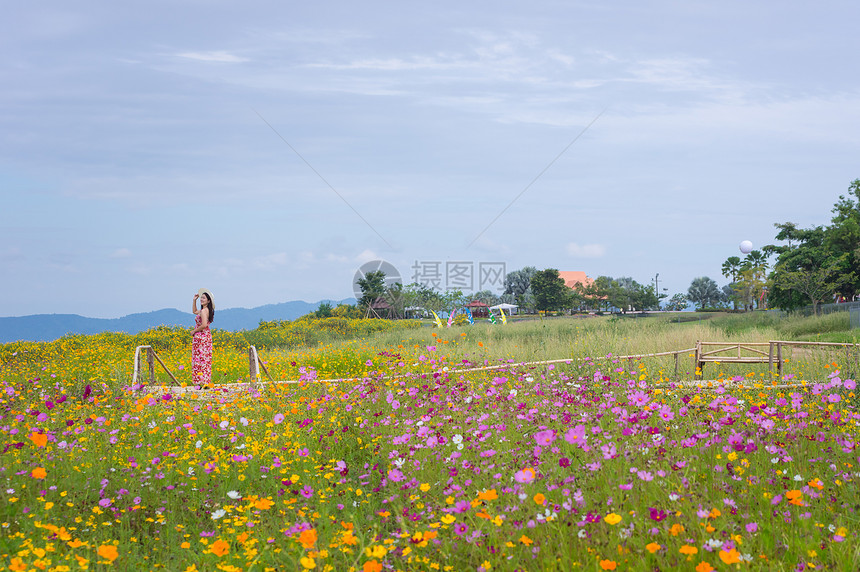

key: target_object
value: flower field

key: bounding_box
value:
[2,322,859,570]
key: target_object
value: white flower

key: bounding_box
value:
[706,539,723,549]
[578,529,587,538]
[187,467,195,475]
[509,389,518,397]
[211,509,226,520]
[5,489,14,495]
[770,457,779,464]
[394,458,405,468]
[240,417,249,427]
[235,444,246,450]
[668,494,680,501]
[793,474,802,481]
[219,420,230,430]
[465,397,473,404]
[195,440,203,449]
[828,524,837,532]
[227,491,241,500]
[452,434,463,444]
[526,376,534,382]
[147,421,157,429]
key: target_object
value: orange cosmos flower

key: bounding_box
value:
[209,539,229,557]
[98,544,119,562]
[298,528,318,549]
[719,549,741,565]
[599,560,617,570]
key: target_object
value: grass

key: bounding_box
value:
[1,312,859,570]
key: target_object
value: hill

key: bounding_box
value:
[0,299,356,343]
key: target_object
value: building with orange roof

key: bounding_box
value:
[558,271,594,291]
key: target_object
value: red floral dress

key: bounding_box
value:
[192,313,212,387]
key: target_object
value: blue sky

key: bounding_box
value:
[3,0,859,318]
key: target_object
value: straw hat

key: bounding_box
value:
[197,288,214,301]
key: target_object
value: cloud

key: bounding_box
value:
[109,248,131,258]
[566,242,606,258]
[174,51,249,63]
[355,249,380,263]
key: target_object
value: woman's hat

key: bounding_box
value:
[197,288,213,300]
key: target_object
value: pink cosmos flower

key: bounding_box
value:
[535,429,555,447]
[514,468,536,484]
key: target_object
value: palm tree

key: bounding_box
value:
[721,256,742,310]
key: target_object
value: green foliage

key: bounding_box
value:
[530,268,571,312]
[767,180,860,310]
[686,276,724,310]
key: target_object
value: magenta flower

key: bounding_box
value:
[564,425,587,446]
[273,413,285,425]
[534,430,555,447]
[454,522,468,535]
[746,522,758,533]
[454,500,471,513]
[300,486,314,499]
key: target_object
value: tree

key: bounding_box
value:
[504,266,538,309]
[531,269,571,312]
[824,179,860,298]
[471,289,501,306]
[664,293,688,312]
[687,276,722,310]
[766,180,860,310]
[777,258,852,315]
[314,302,334,318]
[721,256,743,309]
[356,270,386,308]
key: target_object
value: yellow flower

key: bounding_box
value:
[604,513,622,525]
[441,514,456,525]
[300,556,316,569]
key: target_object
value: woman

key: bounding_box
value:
[191,289,215,388]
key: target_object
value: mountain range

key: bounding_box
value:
[0,299,356,343]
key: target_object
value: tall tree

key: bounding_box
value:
[356,270,386,308]
[824,179,860,299]
[687,276,722,310]
[531,268,571,312]
[504,266,538,309]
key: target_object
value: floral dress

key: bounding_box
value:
[192,313,212,387]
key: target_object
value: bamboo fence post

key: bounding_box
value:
[777,342,783,378]
[147,347,155,384]
[768,341,774,374]
[249,347,259,381]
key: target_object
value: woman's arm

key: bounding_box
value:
[192,294,200,315]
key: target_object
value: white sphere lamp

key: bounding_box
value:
[739,240,753,254]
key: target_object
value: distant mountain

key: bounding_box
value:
[0,299,356,343]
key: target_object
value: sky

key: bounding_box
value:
[2,0,859,318]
